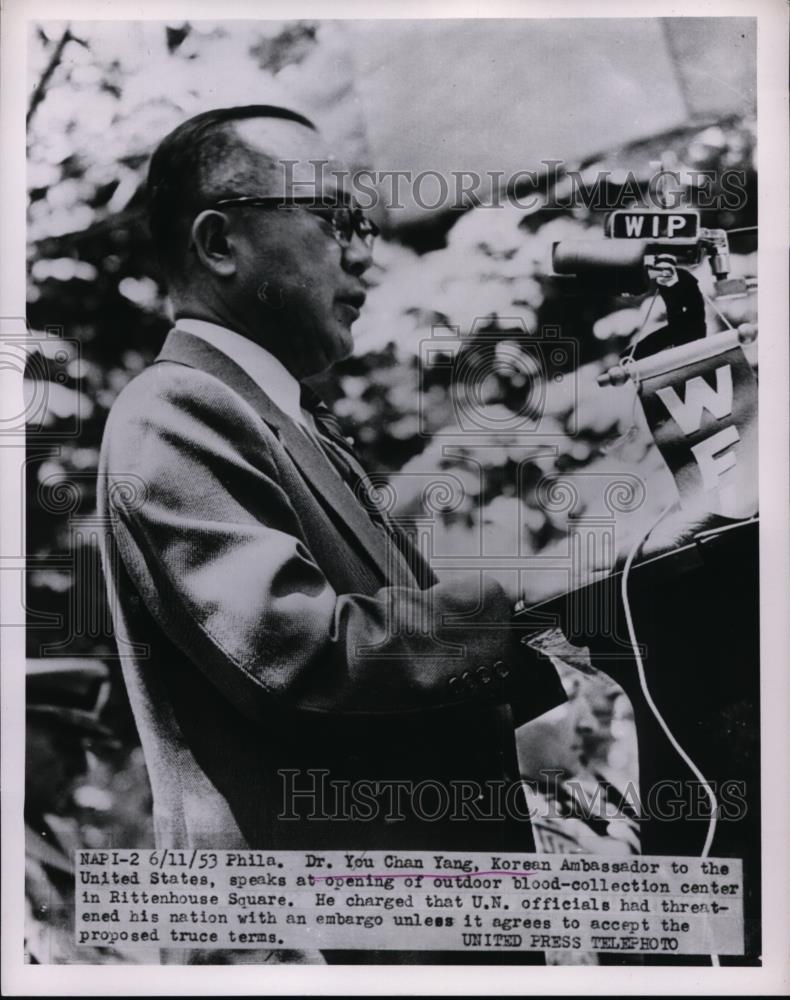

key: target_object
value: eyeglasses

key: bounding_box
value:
[212,195,379,250]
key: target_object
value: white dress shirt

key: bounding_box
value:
[176,317,310,428]
[176,317,374,518]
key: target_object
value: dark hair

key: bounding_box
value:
[146,105,316,273]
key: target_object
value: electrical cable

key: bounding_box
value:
[619,502,721,966]
[621,289,661,364]
[702,290,737,333]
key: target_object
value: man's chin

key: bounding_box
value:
[332,322,355,362]
[307,331,354,377]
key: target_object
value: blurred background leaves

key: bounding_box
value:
[25,19,757,867]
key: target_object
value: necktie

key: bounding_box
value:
[299,385,380,513]
[298,385,435,588]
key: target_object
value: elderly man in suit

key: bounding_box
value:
[97,106,565,961]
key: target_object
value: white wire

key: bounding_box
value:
[702,290,737,333]
[620,502,721,966]
[622,289,661,364]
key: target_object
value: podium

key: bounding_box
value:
[516,517,761,964]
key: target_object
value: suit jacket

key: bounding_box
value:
[97,328,565,854]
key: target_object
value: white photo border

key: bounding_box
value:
[2,0,788,994]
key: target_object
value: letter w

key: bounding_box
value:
[624,215,644,237]
[655,365,733,435]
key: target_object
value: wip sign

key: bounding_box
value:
[635,332,758,519]
[608,210,700,240]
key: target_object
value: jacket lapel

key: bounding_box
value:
[155,328,403,584]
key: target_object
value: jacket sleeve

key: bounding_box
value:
[103,368,565,724]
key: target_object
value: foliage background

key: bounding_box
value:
[25,20,757,881]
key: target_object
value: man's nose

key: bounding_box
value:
[342,233,374,277]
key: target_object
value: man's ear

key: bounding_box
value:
[190,210,236,277]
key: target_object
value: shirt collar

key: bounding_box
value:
[175,318,307,427]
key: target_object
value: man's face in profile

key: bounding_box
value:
[225,119,372,377]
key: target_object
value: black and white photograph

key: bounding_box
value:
[1,0,788,994]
